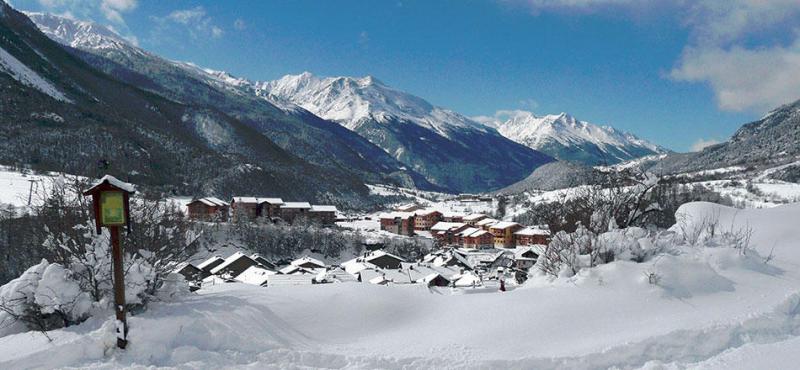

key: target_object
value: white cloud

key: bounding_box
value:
[37,0,136,25]
[167,6,206,24]
[671,41,800,112]
[99,0,136,24]
[507,0,800,113]
[233,18,246,31]
[155,6,224,41]
[690,137,721,152]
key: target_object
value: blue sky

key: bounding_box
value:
[13,1,800,152]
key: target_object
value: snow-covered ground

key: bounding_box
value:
[2,201,799,369]
[0,166,75,209]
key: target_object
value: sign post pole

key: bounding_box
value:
[83,175,135,350]
[109,225,128,349]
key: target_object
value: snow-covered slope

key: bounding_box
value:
[477,110,666,165]
[0,45,70,102]
[2,202,800,368]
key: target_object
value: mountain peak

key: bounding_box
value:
[489,109,666,165]
[25,11,136,52]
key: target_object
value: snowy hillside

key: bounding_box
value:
[477,110,666,165]
[2,202,800,368]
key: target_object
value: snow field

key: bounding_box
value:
[2,202,800,369]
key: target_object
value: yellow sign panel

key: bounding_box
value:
[100,191,126,226]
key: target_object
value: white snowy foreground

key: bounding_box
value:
[2,202,800,369]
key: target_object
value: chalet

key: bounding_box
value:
[280,202,312,223]
[423,273,450,287]
[430,222,469,245]
[290,256,326,270]
[395,203,422,213]
[210,252,259,278]
[173,263,207,287]
[475,218,499,231]
[414,209,442,230]
[379,212,416,236]
[514,246,544,271]
[250,253,277,270]
[489,222,523,248]
[186,197,230,221]
[442,212,465,223]
[258,198,284,218]
[459,228,494,249]
[231,197,261,220]
[234,265,275,287]
[363,250,406,269]
[309,205,338,224]
[463,213,488,226]
[514,227,551,246]
[197,255,225,274]
[279,265,317,275]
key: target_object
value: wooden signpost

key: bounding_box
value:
[84,175,135,350]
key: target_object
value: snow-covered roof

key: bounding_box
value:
[514,246,545,259]
[456,227,481,237]
[234,266,275,286]
[369,275,389,285]
[489,221,520,230]
[290,256,326,268]
[378,212,415,220]
[232,197,260,204]
[281,202,312,209]
[258,198,284,205]
[189,197,229,207]
[458,228,489,238]
[210,252,253,275]
[279,265,321,275]
[430,222,466,232]
[463,214,487,221]
[87,175,135,193]
[442,212,465,218]
[310,205,338,212]
[475,218,499,226]
[197,255,224,270]
[514,227,551,236]
[364,250,405,263]
[414,209,441,216]
[422,273,446,284]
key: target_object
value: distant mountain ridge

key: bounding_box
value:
[476,110,667,166]
[649,98,800,175]
[259,72,554,192]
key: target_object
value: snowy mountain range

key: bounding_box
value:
[475,110,667,165]
[23,11,676,191]
[258,72,553,192]
[258,73,491,136]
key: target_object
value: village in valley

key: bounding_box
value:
[178,194,550,290]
